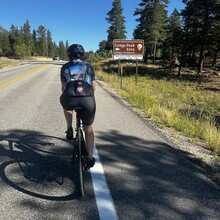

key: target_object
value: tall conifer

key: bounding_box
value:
[181,0,220,73]
[134,0,169,63]
[105,0,127,51]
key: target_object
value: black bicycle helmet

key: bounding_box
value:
[67,44,85,60]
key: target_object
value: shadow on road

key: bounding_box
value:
[1,128,219,219]
[96,129,220,219]
[0,129,81,201]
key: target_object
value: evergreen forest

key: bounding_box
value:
[0,0,220,73]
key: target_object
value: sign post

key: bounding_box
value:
[113,39,144,88]
[135,60,138,84]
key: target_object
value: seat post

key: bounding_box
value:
[75,108,82,128]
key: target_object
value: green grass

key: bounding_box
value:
[96,63,220,155]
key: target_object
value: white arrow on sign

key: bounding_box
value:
[115,48,120,51]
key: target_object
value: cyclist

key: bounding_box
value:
[60,44,96,169]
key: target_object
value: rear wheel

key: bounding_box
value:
[76,129,85,198]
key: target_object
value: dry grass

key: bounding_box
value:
[0,56,53,69]
[0,58,24,69]
[95,60,220,155]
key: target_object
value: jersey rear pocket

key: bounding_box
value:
[65,80,94,97]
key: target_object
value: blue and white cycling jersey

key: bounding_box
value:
[61,59,95,85]
[60,58,95,97]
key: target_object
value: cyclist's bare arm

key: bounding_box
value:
[92,81,96,91]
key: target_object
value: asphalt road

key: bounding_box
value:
[0,62,219,220]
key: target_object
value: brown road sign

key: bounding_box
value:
[113,39,144,54]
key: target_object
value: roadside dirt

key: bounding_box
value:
[175,67,220,93]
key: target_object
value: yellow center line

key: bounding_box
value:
[0,64,49,89]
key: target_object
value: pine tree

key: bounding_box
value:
[32,29,37,55]
[181,0,220,73]
[22,20,32,55]
[47,30,54,57]
[0,27,11,56]
[98,40,107,53]
[36,25,47,56]
[133,0,169,63]
[58,41,66,60]
[65,40,69,60]
[9,25,20,54]
[0,21,69,58]
[162,8,182,64]
[210,20,220,67]
[105,0,127,51]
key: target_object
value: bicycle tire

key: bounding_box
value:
[76,128,85,198]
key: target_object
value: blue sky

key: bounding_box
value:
[0,0,185,52]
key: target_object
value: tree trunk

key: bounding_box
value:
[153,42,157,64]
[198,46,204,74]
[178,65,182,77]
[144,47,148,63]
[212,49,219,67]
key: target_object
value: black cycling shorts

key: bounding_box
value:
[60,94,96,126]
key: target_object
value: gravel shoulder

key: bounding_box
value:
[97,79,220,183]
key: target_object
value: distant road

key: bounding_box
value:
[0,63,219,220]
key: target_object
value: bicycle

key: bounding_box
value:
[71,108,88,198]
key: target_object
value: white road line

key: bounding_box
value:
[91,146,118,220]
